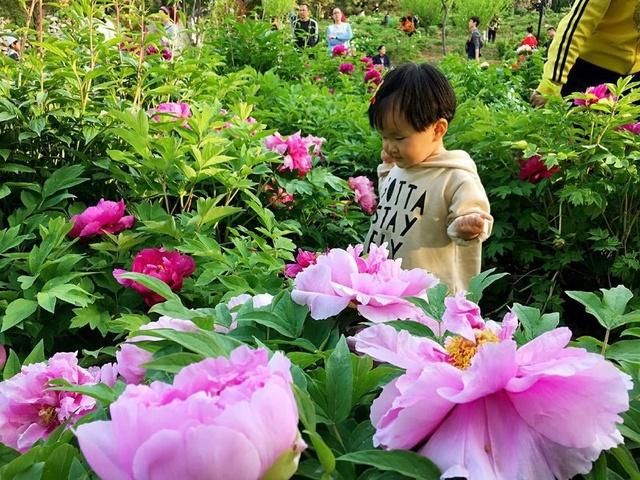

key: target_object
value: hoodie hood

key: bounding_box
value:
[409,150,478,174]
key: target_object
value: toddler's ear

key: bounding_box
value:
[433,118,449,139]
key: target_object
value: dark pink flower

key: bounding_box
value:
[332,44,348,57]
[518,154,560,184]
[364,67,382,85]
[361,56,373,67]
[348,176,377,214]
[620,122,640,135]
[284,249,318,278]
[113,248,196,306]
[264,131,325,177]
[69,199,135,239]
[0,352,102,452]
[145,44,159,55]
[339,62,355,75]
[161,47,173,61]
[574,84,614,106]
[0,346,6,370]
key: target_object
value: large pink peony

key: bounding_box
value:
[264,131,325,177]
[348,176,377,214]
[291,243,439,323]
[364,67,382,85]
[339,62,355,75]
[113,248,196,306]
[620,122,640,135]
[149,102,192,123]
[351,298,632,480]
[116,317,199,384]
[69,199,135,238]
[0,352,102,452]
[76,347,306,480]
[332,44,348,56]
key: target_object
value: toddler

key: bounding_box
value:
[365,63,492,292]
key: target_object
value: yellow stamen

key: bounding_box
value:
[446,330,499,369]
[38,406,58,426]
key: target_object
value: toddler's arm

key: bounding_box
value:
[447,173,493,245]
[447,213,492,243]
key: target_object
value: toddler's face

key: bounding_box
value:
[379,113,440,168]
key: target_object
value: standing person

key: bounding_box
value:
[327,7,353,54]
[544,26,555,57]
[531,0,640,107]
[520,26,538,49]
[3,36,20,61]
[365,63,493,293]
[372,44,391,70]
[159,5,187,53]
[293,3,319,48]
[487,15,500,43]
[399,12,416,36]
[381,11,391,27]
[466,16,482,62]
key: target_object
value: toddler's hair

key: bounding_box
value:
[368,63,456,132]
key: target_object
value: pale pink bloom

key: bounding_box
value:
[332,44,348,56]
[264,131,325,177]
[116,317,199,384]
[574,84,614,106]
[339,62,355,75]
[76,347,306,480]
[88,363,119,387]
[216,293,274,333]
[620,122,640,135]
[292,244,439,322]
[284,249,318,279]
[69,199,135,238]
[348,176,377,214]
[113,248,196,306]
[441,292,484,342]
[0,352,101,452]
[149,102,192,123]
[351,304,632,480]
[0,345,6,370]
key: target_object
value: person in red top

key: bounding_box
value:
[520,26,538,49]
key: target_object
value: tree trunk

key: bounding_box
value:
[440,0,449,56]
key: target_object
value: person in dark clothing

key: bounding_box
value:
[466,16,482,61]
[3,36,20,61]
[487,15,500,42]
[293,3,319,48]
[371,44,391,70]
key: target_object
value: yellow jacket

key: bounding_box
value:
[537,0,640,97]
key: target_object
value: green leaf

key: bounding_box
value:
[512,304,559,342]
[606,340,640,362]
[607,445,640,480]
[387,320,437,339]
[338,450,440,479]
[602,285,634,315]
[41,165,88,200]
[325,336,353,424]
[41,444,78,480]
[466,269,508,303]
[143,352,204,373]
[140,329,241,358]
[566,288,638,331]
[3,349,21,380]
[294,384,317,432]
[588,453,607,480]
[237,311,297,338]
[48,380,121,405]
[23,340,45,366]
[1,299,38,332]
[305,430,336,475]
[115,273,180,303]
[0,443,19,467]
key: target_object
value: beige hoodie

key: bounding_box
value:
[365,149,492,293]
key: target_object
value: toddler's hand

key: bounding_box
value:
[381,150,395,165]
[453,213,486,240]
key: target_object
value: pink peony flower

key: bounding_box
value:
[339,62,355,75]
[116,317,199,384]
[364,67,382,85]
[145,44,159,55]
[113,248,196,306]
[292,243,439,323]
[361,56,373,67]
[87,362,119,387]
[264,131,325,177]
[332,44,348,56]
[518,154,560,183]
[161,47,173,61]
[348,176,377,214]
[0,345,6,370]
[574,84,614,106]
[0,352,102,452]
[76,347,306,480]
[620,122,640,135]
[264,184,295,209]
[217,293,275,333]
[69,199,135,239]
[351,302,632,480]
[284,249,318,279]
[149,102,192,123]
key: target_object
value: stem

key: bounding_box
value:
[330,424,346,451]
[601,329,610,356]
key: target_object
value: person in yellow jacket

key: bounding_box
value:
[531,0,640,106]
